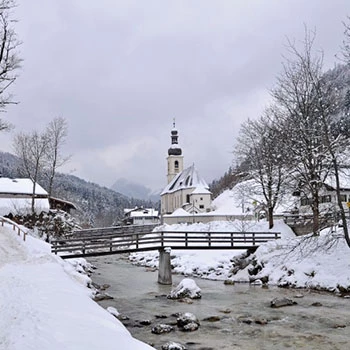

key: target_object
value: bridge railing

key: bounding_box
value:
[67,224,158,238]
[51,230,281,258]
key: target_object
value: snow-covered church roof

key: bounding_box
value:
[161,164,210,195]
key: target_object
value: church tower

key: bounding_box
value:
[167,121,184,184]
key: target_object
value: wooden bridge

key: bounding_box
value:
[51,225,280,258]
[51,224,280,284]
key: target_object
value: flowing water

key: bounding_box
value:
[88,255,350,350]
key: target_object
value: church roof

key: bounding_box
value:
[161,164,210,195]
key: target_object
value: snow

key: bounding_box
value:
[0,223,154,350]
[130,217,350,293]
[211,180,298,215]
[0,178,48,195]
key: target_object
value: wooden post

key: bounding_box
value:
[185,232,188,247]
[208,232,211,247]
[158,247,172,285]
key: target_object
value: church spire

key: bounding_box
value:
[166,120,184,184]
[168,120,182,155]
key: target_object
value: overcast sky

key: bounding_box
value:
[0,0,349,191]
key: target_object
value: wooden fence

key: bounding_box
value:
[0,216,28,241]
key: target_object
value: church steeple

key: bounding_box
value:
[166,120,184,184]
[168,119,182,156]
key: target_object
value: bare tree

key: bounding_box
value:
[0,0,21,128]
[341,16,350,64]
[13,131,49,214]
[44,117,70,199]
[235,109,290,229]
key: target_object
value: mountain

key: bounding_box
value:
[111,178,161,202]
[0,151,154,227]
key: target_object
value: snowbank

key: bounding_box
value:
[0,224,154,350]
[130,220,350,294]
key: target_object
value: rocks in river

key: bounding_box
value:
[311,302,323,307]
[93,292,114,301]
[270,297,297,308]
[151,324,174,334]
[139,319,152,326]
[168,278,201,300]
[162,341,187,350]
[177,312,200,332]
[202,316,221,322]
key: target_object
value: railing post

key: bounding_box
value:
[252,232,255,246]
[110,239,113,252]
[160,232,164,247]
[185,232,188,247]
[208,232,211,247]
[17,227,20,236]
[82,241,85,255]
[231,232,233,247]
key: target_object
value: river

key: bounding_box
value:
[88,254,350,350]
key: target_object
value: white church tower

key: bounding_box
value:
[167,121,184,184]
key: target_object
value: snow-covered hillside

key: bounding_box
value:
[0,224,154,350]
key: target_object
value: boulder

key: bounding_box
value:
[168,278,201,300]
[177,312,200,332]
[162,341,187,350]
[151,324,174,334]
[270,297,297,308]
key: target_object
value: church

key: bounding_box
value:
[160,123,212,215]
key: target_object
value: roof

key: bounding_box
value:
[124,207,159,218]
[0,178,48,196]
[161,164,210,195]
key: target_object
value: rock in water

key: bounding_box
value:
[270,297,297,308]
[162,341,187,350]
[151,324,174,334]
[168,278,201,299]
[177,312,200,332]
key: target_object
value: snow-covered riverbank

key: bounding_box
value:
[130,220,350,294]
[0,224,154,350]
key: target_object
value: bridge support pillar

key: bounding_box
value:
[158,248,172,285]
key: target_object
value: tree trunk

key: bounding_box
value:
[268,207,274,229]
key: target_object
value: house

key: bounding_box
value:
[123,207,160,225]
[0,178,50,216]
[160,123,212,216]
[298,168,350,214]
[0,177,76,216]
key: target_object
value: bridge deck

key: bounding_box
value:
[51,229,281,259]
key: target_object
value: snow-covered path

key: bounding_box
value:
[0,225,154,350]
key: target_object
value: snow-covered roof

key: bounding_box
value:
[161,164,210,195]
[124,207,159,217]
[0,178,48,196]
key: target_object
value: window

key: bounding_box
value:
[186,194,190,203]
[200,197,203,201]
[199,205,204,209]
[340,194,347,202]
[321,195,331,203]
[174,160,179,170]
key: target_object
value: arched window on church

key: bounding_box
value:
[174,160,179,170]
